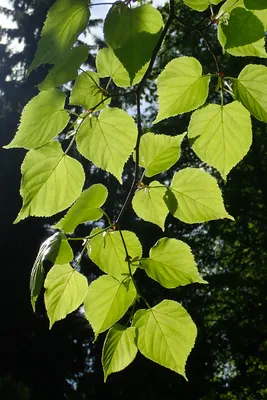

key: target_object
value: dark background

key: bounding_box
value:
[1,1,267,399]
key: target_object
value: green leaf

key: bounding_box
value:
[170,168,234,223]
[154,57,210,123]
[132,181,168,230]
[76,108,138,183]
[188,101,252,179]
[53,184,108,234]
[54,239,73,265]
[141,237,207,289]
[69,71,110,111]
[234,64,267,122]
[138,132,186,177]
[3,90,69,150]
[244,0,267,10]
[30,232,62,311]
[96,47,148,87]
[88,229,142,279]
[15,141,85,223]
[84,275,137,340]
[44,263,88,328]
[38,45,88,91]
[104,2,163,82]
[102,324,138,382]
[132,300,197,378]
[29,0,90,73]
[222,8,265,49]
[183,0,222,12]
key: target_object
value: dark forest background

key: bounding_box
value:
[0,1,267,399]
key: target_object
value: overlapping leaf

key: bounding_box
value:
[222,7,264,49]
[244,0,267,10]
[84,275,136,340]
[44,263,88,328]
[132,181,168,230]
[234,64,267,122]
[138,132,186,177]
[96,47,148,87]
[132,300,197,378]
[188,101,252,179]
[4,89,69,149]
[104,3,163,82]
[102,325,138,382]
[141,238,207,288]
[183,0,221,12]
[29,0,90,72]
[15,141,85,223]
[53,184,108,234]
[154,57,210,123]
[69,71,110,111]
[169,168,234,223]
[88,229,142,279]
[38,45,89,90]
[76,108,137,183]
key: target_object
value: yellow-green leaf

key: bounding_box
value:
[188,101,252,179]
[44,264,88,328]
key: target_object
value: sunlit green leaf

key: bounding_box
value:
[44,263,88,328]
[234,64,267,122]
[132,300,197,378]
[102,324,138,382]
[29,0,90,72]
[76,108,137,183]
[38,45,88,90]
[154,57,210,123]
[84,275,136,340]
[15,141,85,223]
[170,168,234,223]
[54,239,73,265]
[183,0,221,12]
[4,90,69,150]
[188,101,252,179]
[69,71,110,111]
[138,132,186,177]
[88,229,142,279]
[96,47,148,87]
[104,2,163,82]
[141,237,207,288]
[53,184,108,234]
[132,181,168,230]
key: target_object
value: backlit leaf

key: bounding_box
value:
[88,229,142,279]
[44,263,88,328]
[38,45,89,90]
[69,71,110,111]
[141,237,207,288]
[76,108,137,183]
[138,132,186,177]
[183,0,221,12]
[102,325,138,382]
[4,89,69,150]
[132,300,197,378]
[29,0,90,72]
[154,57,210,123]
[53,184,108,234]
[104,2,163,82]
[170,168,234,223]
[244,0,267,10]
[234,64,267,122]
[96,47,148,87]
[15,141,85,223]
[132,181,168,230]
[84,275,136,340]
[222,8,264,49]
[188,101,252,179]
